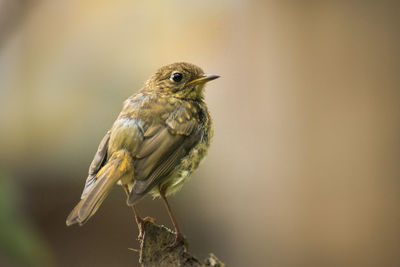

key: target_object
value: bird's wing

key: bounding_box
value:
[80,131,111,199]
[128,106,202,204]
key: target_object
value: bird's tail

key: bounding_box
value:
[66,150,133,226]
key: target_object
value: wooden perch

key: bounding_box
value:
[137,218,225,267]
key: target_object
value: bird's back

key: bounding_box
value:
[113,92,213,201]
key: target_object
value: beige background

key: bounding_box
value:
[0,1,399,266]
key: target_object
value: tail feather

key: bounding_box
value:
[66,201,84,226]
[66,150,133,226]
[127,178,155,205]
[127,187,146,206]
[66,175,115,226]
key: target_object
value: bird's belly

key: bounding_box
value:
[161,170,191,196]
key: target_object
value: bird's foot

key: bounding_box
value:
[137,216,155,240]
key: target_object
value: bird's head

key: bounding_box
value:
[143,62,219,101]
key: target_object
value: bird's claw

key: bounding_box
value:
[137,216,155,240]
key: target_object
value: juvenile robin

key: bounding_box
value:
[66,62,219,247]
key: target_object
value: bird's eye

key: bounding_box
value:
[170,72,183,83]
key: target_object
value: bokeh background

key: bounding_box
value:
[0,1,399,266]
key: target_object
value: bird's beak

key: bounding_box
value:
[187,74,220,86]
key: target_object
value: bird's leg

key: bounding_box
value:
[123,184,144,239]
[160,190,188,251]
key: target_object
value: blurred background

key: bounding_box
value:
[0,1,399,266]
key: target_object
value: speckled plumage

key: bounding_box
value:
[66,62,218,227]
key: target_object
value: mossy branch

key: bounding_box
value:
[137,219,225,267]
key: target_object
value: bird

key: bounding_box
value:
[66,62,219,247]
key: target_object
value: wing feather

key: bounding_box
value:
[128,105,202,204]
[81,131,111,199]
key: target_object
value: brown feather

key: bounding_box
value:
[127,104,202,204]
[81,131,111,199]
[66,150,133,226]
